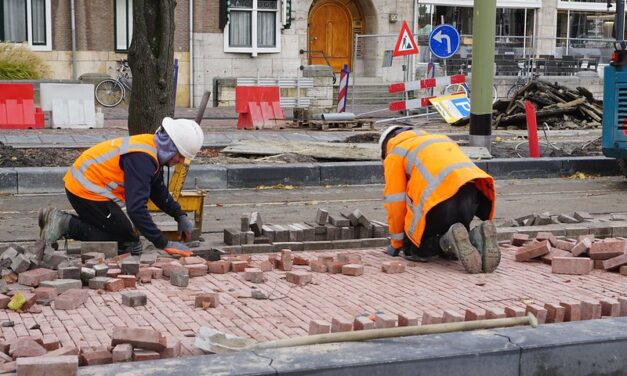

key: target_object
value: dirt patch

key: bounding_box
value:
[0,144,83,168]
[489,138,602,159]
[337,133,379,144]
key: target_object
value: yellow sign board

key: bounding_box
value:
[428,93,471,124]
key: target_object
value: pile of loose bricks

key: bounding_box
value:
[222,209,389,253]
[501,211,618,227]
[506,231,627,276]
[0,326,180,374]
[308,298,627,335]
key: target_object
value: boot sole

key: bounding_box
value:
[480,221,501,273]
[450,224,483,274]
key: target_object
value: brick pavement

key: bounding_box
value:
[1,246,625,357]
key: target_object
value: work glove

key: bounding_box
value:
[164,240,192,257]
[176,214,194,242]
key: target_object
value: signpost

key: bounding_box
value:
[393,21,419,57]
[428,24,460,59]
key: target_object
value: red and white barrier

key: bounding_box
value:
[389,97,435,112]
[336,65,350,113]
[388,74,466,93]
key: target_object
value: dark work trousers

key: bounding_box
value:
[65,189,139,249]
[405,183,489,259]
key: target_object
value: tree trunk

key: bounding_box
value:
[127,0,176,135]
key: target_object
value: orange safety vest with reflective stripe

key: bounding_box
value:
[383,130,495,249]
[63,135,158,207]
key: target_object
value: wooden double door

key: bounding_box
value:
[308,0,353,73]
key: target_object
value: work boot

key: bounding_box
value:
[469,220,501,273]
[439,223,482,274]
[119,241,143,256]
[38,207,71,246]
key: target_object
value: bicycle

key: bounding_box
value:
[443,62,498,104]
[507,71,541,99]
[94,60,133,107]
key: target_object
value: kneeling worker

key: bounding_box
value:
[380,125,500,273]
[38,117,204,256]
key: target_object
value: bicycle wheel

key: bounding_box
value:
[507,84,524,99]
[95,79,124,107]
[492,85,498,104]
[444,84,469,97]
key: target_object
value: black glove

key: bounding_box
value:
[177,214,194,242]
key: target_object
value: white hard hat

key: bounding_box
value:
[378,125,404,159]
[160,117,204,160]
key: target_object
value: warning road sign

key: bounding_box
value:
[393,21,419,57]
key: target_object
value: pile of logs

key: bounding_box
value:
[492,80,603,130]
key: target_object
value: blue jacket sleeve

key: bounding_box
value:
[120,153,183,249]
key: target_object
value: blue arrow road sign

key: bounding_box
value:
[428,24,460,59]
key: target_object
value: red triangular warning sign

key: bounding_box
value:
[393,21,419,57]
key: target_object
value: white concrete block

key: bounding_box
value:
[41,83,98,128]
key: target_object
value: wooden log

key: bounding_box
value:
[497,107,579,126]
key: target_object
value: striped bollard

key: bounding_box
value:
[336,64,350,113]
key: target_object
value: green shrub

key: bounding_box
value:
[0,43,51,80]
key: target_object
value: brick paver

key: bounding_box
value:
[1,246,625,356]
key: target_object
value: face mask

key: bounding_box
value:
[154,128,179,165]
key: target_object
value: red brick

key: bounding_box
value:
[465,308,486,321]
[309,260,327,273]
[511,233,529,246]
[148,267,163,280]
[421,310,444,325]
[118,275,137,288]
[594,260,605,269]
[137,268,153,283]
[560,301,581,321]
[0,362,15,374]
[195,293,220,308]
[353,316,375,330]
[525,304,547,324]
[544,303,565,323]
[133,349,160,361]
[181,256,206,265]
[111,327,166,352]
[540,249,572,265]
[341,264,364,276]
[551,257,593,275]
[16,355,78,375]
[442,310,464,323]
[159,336,181,359]
[553,239,575,252]
[589,239,627,260]
[250,260,273,272]
[536,231,556,246]
[327,261,345,274]
[619,297,627,316]
[504,306,526,318]
[184,263,208,277]
[161,262,186,278]
[33,287,57,301]
[231,261,249,273]
[17,268,58,287]
[11,338,47,358]
[44,346,79,357]
[395,313,417,327]
[308,320,330,335]
[602,253,627,271]
[286,271,312,286]
[331,318,353,332]
[381,261,406,274]
[577,234,595,242]
[337,253,362,264]
[41,335,60,351]
[571,238,592,257]
[484,307,506,319]
[0,294,9,309]
[580,300,602,320]
[244,268,264,283]
[293,256,309,266]
[600,298,621,317]
[207,260,230,274]
[79,350,112,366]
[106,268,122,278]
[112,343,132,363]
[375,313,397,328]
[318,255,334,267]
[53,289,88,310]
[515,240,551,262]
[105,278,125,292]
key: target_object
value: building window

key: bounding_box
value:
[224,0,281,55]
[115,0,133,51]
[0,0,51,50]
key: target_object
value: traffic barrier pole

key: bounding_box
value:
[525,100,540,158]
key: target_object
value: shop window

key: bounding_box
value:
[0,0,51,50]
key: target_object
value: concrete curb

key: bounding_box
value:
[0,156,620,194]
[78,318,627,376]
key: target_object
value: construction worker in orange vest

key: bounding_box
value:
[379,125,500,273]
[38,117,204,257]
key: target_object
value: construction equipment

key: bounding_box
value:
[602,0,627,177]
[195,314,538,353]
[147,91,211,241]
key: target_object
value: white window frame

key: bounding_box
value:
[223,0,281,56]
[417,0,541,8]
[557,1,619,12]
[114,0,133,52]
[1,0,52,51]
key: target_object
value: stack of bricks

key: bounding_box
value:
[221,209,389,254]
[308,312,420,334]
[501,211,595,227]
[306,252,365,277]
[507,231,627,276]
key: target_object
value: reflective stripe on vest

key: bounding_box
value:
[69,137,157,208]
[384,192,407,204]
[390,232,405,241]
